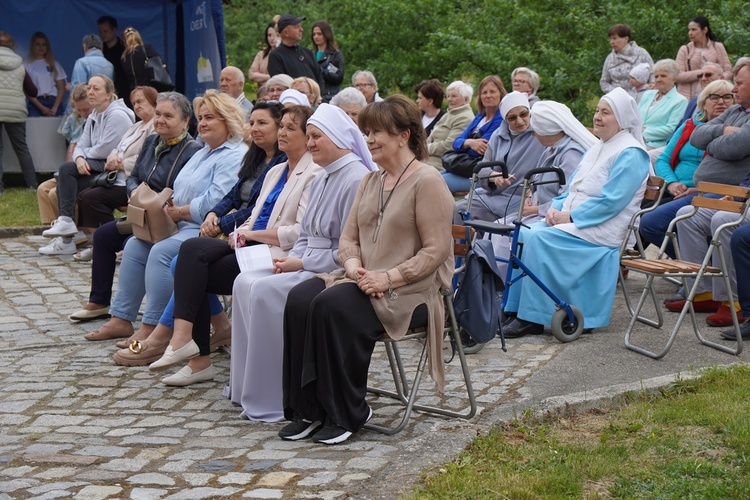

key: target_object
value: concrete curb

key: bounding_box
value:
[0,226,45,238]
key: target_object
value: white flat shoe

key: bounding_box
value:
[161,365,214,386]
[148,340,200,372]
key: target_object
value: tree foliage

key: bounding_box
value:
[224,0,750,121]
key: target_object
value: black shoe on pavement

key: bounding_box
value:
[313,408,372,445]
[503,318,544,338]
[278,417,323,441]
[720,320,750,341]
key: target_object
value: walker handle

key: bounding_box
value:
[523,166,566,185]
[474,161,507,177]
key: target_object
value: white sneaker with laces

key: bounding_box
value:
[39,237,77,255]
[43,217,78,238]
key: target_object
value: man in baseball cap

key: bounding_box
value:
[268,14,322,87]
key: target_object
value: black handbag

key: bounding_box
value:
[441,150,480,178]
[89,170,118,188]
[139,47,174,92]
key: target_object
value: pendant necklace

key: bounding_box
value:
[373,156,417,243]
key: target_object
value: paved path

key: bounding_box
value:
[0,234,746,499]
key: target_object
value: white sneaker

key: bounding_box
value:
[39,237,77,255]
[43,217,78,238]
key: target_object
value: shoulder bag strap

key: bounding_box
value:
[165,139,191,188]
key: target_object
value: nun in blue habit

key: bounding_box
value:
[503,87,650,337]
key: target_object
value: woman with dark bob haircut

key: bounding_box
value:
[414,78,446,137]
[600,23,654,94]
[278,94,454,445]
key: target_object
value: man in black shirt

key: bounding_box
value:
[267,14,322,87]
[97,16,130,107]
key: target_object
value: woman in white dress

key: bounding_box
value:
[226,104,376,421]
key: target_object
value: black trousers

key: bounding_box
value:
[173,237,240,355]
[57,161,100,219]
[78,185,127,228]
[89,220,130,305]
[282,279,427,432]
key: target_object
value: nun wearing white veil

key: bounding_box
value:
[225,104,376,422]
[489,100,597,277]
[503,87,649,337]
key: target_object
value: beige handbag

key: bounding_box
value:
[127,183,178,243]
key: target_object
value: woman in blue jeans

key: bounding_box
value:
[83,91,247,342]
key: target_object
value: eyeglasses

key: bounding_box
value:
[512,79,529,86]
[268,87,286,94]
[354,83,374,89]
[707,93,734,103]
[505,110,530,121]
[698,72,716,79]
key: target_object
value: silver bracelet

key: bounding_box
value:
[385,270,398,300]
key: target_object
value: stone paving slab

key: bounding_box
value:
[1,234,746,498]
[0,235,564,498]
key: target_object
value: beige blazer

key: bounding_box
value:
[239,151,322,258]
[108,119,155,177]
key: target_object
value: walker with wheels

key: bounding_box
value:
[460,161,585,343]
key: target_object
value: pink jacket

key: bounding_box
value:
[675,40,733,99]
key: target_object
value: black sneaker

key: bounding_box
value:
[313,408,372,445]
[278,418,323,441]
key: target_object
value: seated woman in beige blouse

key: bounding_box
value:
[279,94,455,445]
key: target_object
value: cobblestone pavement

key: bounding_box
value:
[2,234,745,499]
[0,235,564,499]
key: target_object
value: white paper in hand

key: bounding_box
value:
[235,244,274,274]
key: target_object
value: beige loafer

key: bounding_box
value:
[148,340,200,372]
[161,365,214,386]
[70,306,111,322]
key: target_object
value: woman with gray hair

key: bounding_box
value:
[69,91,203,323]
[267,74,293,101]
[425,80,475,169]
[638,59,688,149]
[511,67,541,106]
[330,87,367,123]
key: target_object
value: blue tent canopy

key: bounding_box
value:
[0,0,226,100]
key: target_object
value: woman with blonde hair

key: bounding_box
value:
[292,77,321,108]
[121,26,169,102]
[84,90,247,342]
[25,31,67,116]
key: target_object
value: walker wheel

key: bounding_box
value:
[551,306,584,343]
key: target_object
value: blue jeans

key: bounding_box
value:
[731,224,750,316]
[441,171,471,194]
[157,256,223,327]
[109,226,199,325]
[27,96,64,117]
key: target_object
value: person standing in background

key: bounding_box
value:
[70,34,114,88]
[267,14,322,87]
[0,32,38,194]
[98,16,130,107]
[25,32,67,117]
[311,20,344,103]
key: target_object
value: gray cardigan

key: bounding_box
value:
[689,104,750,186]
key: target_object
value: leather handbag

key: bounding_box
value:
[441,150,480,178]
[89,170,118,188]
[137,47,174,92]
[127,183,177,243]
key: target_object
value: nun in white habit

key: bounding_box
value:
[503,87,650,337]
[489,100,597,277]
[224,104,376,422]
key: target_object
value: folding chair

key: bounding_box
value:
[364,225,477,435]
[622,182,750,359]
[618,175,667,327]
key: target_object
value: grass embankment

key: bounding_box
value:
[0,187,42,228]
[410,365,750,499]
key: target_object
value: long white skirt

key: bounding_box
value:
[223,270,314,422]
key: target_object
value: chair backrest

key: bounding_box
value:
[692,182,750,213]
[643,175,666,203]
[452,225,475,258]
[619,176,667,257]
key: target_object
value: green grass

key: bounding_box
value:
[0,187,43,228]
[408,365,750,499]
